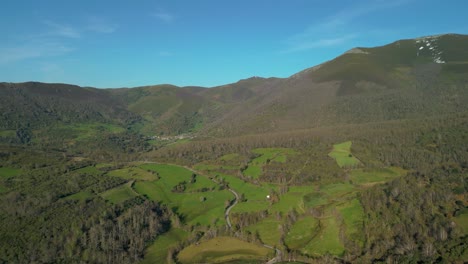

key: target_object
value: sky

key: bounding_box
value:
[1,0,467,88]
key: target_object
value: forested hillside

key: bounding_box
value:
[0,34,467,263]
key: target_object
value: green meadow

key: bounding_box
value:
[141,228,189,264]
[100,181,138,204]
[285,216,319,250]
[328,141,361,168]
[177,236,272,264]
[350,167,406,185]
[243,148,297,179]
[302,217,345,256]
[0,167,22,178]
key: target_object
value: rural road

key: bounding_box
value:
[140,161,282,263]
[220,178,282,264]
[225,188,239,228]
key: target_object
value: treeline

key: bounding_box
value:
[356,168,467,262]
[0,196,171,263]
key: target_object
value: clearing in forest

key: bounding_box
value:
[100,181,138,203]
[328,141,361,168]
[0,167,21,178]
[177,236,273,264]
[141,228,189,264]
[243,148,297,178]
[133,164,232,226]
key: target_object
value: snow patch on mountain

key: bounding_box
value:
[415,36,445,63]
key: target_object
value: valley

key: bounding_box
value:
[0,34,467,263]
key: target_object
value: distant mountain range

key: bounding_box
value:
[1,33,467,138]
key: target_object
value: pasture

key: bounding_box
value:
[285,216,319,250]
[100,181,138,203]
[0,167,21,178]
[141,228,188,264]
[177,236,272,264]
[328,141,361,168]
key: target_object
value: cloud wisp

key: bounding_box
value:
[0,41,73,64]
[86,16,118,33]
[282,0,412,53]
[1,17,117,64]
[42,20,81,39]
[152,10,176,23]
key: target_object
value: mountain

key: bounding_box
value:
[1,34,467,264]
[1,34,467,140]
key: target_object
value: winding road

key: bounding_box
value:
[139,161,282,263]
[225,188,239,228]
[222,183,282,264]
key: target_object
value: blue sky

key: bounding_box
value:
[1,0,467,88]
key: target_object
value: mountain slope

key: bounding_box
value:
[199,33,468,136]
[1,34,467,139]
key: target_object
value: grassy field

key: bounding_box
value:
[302,217,345,256]
[108,167,159,181]
[246,216,283,247]
[133,164,231,226]
[328,141,361,168]
[0,167,22,178]
[350,167,406,185]
[141,228,189,264]
[65,191,94,201]
[0,130,15,137]
[320,182,356,197]
[100,181,138,203]
[74,166,101,175]
[337,198,365,246]
[135,180,231,226]
[285,216,319,250]
[0,185,8,194]
[454,208,468,234]
[177,236,272,264]
[243,148,297,179]
[271,186,316,213]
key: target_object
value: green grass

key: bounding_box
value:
[271,186,316,213]
[65,191,94,201]
[303,192,329,208]
[134,179,231,226]
[246,217,282,247]
[141,228,188,264]
[139,164,193,187]
[302,217,345,256]
[328,141,361,168]
[320,182,356,197]
[108,167,159,181]
[244,148,297,179]
[337,198,365,246]
[0,130,15,137]
[0,167,22,178]
[243,165,262,178]
[285,216,319,250]
[220,153,240,161]
[350,167,406,185]
[0,185,8,194]
[100,181,138,204]
[177,236,272,264]
[74,166,101,175]
[454,208,468,234]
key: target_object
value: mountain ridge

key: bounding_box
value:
[1,33,467,138]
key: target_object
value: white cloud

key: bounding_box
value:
[42,20,81,38]
[283,35,357,53]
[282,0,412,53]
[86,16,118,33]
[0,41,73,64]
[153,10,175,23]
